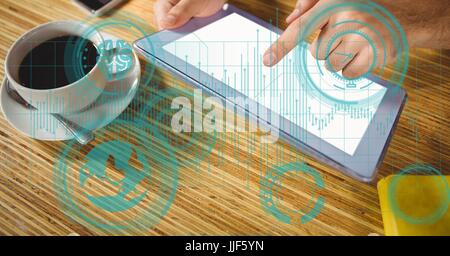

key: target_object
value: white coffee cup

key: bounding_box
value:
[5,20,128,114]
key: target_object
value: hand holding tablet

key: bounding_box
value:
[154,0,226,30]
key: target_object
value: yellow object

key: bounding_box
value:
[377,175,450,236]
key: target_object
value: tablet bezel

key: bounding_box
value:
[133,4,406,182]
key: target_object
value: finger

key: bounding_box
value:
[342,46,374,79]
[263,6,327,67]
[356,27,392,71]
[286,0,320,24]
[325,43,351,73]
[325,35,366,72]
[162,0,205,29]
[263,18,300,67]
[196,0,227,17]
[309,23,342,60]
[154,0,179,30]
[325,42,358,73]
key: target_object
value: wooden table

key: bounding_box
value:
[0,0,448,236]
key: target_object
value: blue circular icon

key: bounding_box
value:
[54,119,179,230]
[388,164,450,225]
[138,87,218,169]
[64,11,156,97]
[294,1,409,109]
[260,162,325,224]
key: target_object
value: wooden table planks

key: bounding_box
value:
[0,0,448,236]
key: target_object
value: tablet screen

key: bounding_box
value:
[163,12,387,155]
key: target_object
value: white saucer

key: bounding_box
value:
[0,53,140,141]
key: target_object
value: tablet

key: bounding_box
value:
[133,4,406,182]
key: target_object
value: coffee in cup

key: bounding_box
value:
[18,35,99,90]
